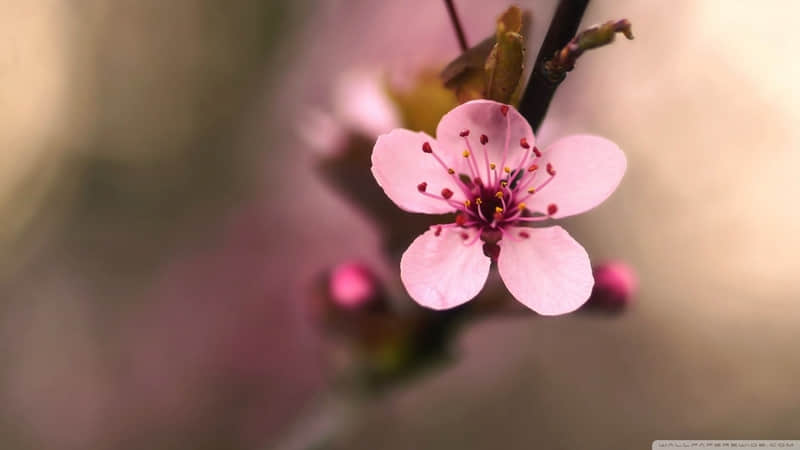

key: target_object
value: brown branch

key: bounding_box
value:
[517,0,590,132]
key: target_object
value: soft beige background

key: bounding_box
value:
[1,1,799,449]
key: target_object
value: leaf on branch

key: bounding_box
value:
[485,6,525,103]
[441,36,496,103]
[440,6,530,104]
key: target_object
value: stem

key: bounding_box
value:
[444,0,468,52]
[517,0,590,132]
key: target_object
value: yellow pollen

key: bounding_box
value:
[447,168,455,174]
[503,167,511,173]
[464,199,471,207]
[517,203,527,211]
[495,191,504,199]
[490,163,496,170]
[495,206,503,213]
[475,198,483,205]
[500,180,508,187]
[527,187,536,194]
[462,150,470,158]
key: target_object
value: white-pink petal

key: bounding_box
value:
[436,100,535,181]
[400,227,490,310]
[526,134,626,218]
[497,226,593,315]
[371,129,462,214]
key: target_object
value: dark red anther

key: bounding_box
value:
[546,163,556,176]
[441,188,453,199]
[459,129,470,137]
[520,138,530,149]
[455,212,468,226]
[460,232,469,240]
[480,134,489,145]
[422,142,433,153]
[434,226,443,237]
[547,204,558,216]
[533,147,542,158]
[417,182,427,192]
[518,231,530,239]
[500,105,509,116]
[527,164,538,172]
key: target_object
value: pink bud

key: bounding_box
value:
[329,261,377,308]
[587,261,637,310]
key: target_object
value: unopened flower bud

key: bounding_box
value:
[585,261,637,311]
[329,261,378,309]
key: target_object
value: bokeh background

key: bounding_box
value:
[2,1,799,449]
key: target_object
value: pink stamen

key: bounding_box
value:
[464,151,480,183]
[425,147,473,198]
[513,215,550,222]
[475,201,488,223]
[418,190,469,211]
[508,139,533,182]
[515,172,556,204]
[498,110,511,190]
[461,137,482,183]
[471,133,491,184]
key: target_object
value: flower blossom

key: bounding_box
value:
[371,100,626,315]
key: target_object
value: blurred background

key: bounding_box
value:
[1,1,799,449]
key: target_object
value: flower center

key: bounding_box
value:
[416,105,561,256]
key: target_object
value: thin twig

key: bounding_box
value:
[544,19,633,82]
[444,0,468,52]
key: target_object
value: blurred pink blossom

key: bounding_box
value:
[588,261,638,309]
[302,69,401,154]
[329,261,377,308]
[371,100,626,315]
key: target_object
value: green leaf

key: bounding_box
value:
[485,6,525,103]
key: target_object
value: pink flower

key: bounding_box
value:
[371,100,626,315]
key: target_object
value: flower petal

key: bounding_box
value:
[527,135,626,218]
[436,100,535,182]
[497,226,593,315]
[400,227,490,310]
[371,129,462,214]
